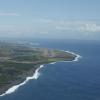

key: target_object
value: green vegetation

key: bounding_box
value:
[0,42,76,94]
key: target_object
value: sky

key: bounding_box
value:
[0,0,100,40]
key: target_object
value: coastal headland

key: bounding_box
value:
[0,42,77,96]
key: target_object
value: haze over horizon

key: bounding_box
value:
[0,0,100,40]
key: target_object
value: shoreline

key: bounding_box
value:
[0,50,81,97]
[50,51,81,65]
[65,50,81,62]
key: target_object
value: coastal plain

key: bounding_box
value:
[0,42,76,95]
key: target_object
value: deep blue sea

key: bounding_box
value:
[0,39,100,100]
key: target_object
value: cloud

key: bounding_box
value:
[79,23,100,32]
[30,19,100,39]
[0,18,100,40]
[0,12,20,16]
[56,21,100,32]
[37,19,100,32]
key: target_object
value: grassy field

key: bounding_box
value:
[0,42,76,94]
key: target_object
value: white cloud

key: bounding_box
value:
[30,19,100,39]
[0,12,20,16]
[32,19,100,32]
[0,18,100,40]
[52,20,100,32]
[79,23,100,32]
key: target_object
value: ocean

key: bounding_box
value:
[0,39,100,100]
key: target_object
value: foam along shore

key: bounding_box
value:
[50,51,81,65]
[54,50,81,63]
[0,65,44,97]
[65,51,81,62]
[0,51,81,97]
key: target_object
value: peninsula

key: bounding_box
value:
[0,42,76,95]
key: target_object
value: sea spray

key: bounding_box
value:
[65,51,81,62]
[52,50,81,63]
[0,50,81,97]
[0,65,44,97]
[50,62,56,65]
